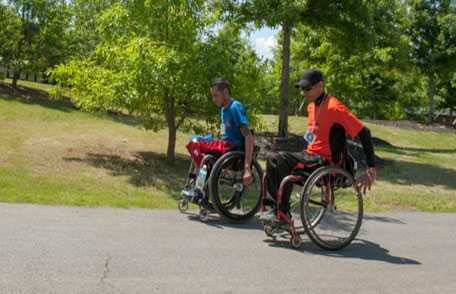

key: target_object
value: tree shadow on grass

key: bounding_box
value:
[63,151,190,200]
[380,145,456,156]
[267,238,421,265]
[379,158,456,190]
[0,81,74,112]
[0,81,143,128]
[373,136,456,154]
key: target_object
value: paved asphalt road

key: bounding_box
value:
[0,203,455,294]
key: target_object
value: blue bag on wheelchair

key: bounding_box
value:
[189,133,214,143]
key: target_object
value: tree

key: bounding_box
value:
[66,0,117,58]
[407,0,456,124]
[220,0,373,137]
[437,74,456,123]
[0,0,70,87]
[284,0,427,121]
[52,1,267,163]
[0,3,22,79]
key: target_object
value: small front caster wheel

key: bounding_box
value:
[290,235,302,249]
[178,199,189,213]
[199,208,209,222]
[264,225,275,238]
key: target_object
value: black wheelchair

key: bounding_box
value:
[260,145,365,251]
[179,146,263,222]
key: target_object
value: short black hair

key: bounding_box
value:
[211,77,231,94]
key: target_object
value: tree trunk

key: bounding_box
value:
[164,94,177,163]
[278,21,292,138]
[450,108,454,127]
[427,74,435,125]
[42,71,48,83]
[12,68,20,89]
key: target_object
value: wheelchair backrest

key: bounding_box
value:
[329,123,366,176]
[329,123,348,165]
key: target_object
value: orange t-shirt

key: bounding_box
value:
[306,96,364,161]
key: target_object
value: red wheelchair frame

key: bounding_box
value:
[259,151,361,250]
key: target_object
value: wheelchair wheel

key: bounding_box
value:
[300,166,363,251]
[289,186,306,234]
[178,199,189,213]
[291,190,326,234]
[208,151,263,223]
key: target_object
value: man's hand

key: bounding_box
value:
[243,166,253,186]
[356,167,377,195]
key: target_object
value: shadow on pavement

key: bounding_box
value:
[184,212,263,231]
[266,238,421,265]
[363,214,406,224]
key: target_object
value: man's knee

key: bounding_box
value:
[266,152,279,163]
[266,151,288,165]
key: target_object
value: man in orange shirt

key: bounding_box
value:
[259,69,377,223]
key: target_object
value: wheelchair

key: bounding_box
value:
[178,145,263,223]
[260,150,364,251]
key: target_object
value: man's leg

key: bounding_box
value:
[260,151,320,219]
[268,151,309,213]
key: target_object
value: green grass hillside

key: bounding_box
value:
[1,80,456,212]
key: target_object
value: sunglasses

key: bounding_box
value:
[301,84,316,92]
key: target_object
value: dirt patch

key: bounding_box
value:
[255,132,307,159]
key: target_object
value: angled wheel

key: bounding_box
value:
[290,183,326,234]
[209,151,263,223]
[301,166,363,251]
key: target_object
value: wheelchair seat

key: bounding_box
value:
[292,152,325,172]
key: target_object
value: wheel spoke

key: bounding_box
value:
[301,166,362,250]
[309,199,327,207]
[210,152,262,221]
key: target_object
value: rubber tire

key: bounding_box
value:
[301,166,363,251]
[209,151,263,223]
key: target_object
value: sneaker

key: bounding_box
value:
[258,209,279,223]
[181,187,196,199]
[255,210,268,220]
[181,188,203,203]
[259,209,289,227]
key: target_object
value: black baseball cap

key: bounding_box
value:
[295,69,324,89]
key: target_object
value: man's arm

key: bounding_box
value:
[357,127,375,167]
[356,126,377,194]
[332,100,377,194]
[240,125,254,185]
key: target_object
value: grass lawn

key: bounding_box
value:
[0,79,189,208]
[1,79,456,212]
